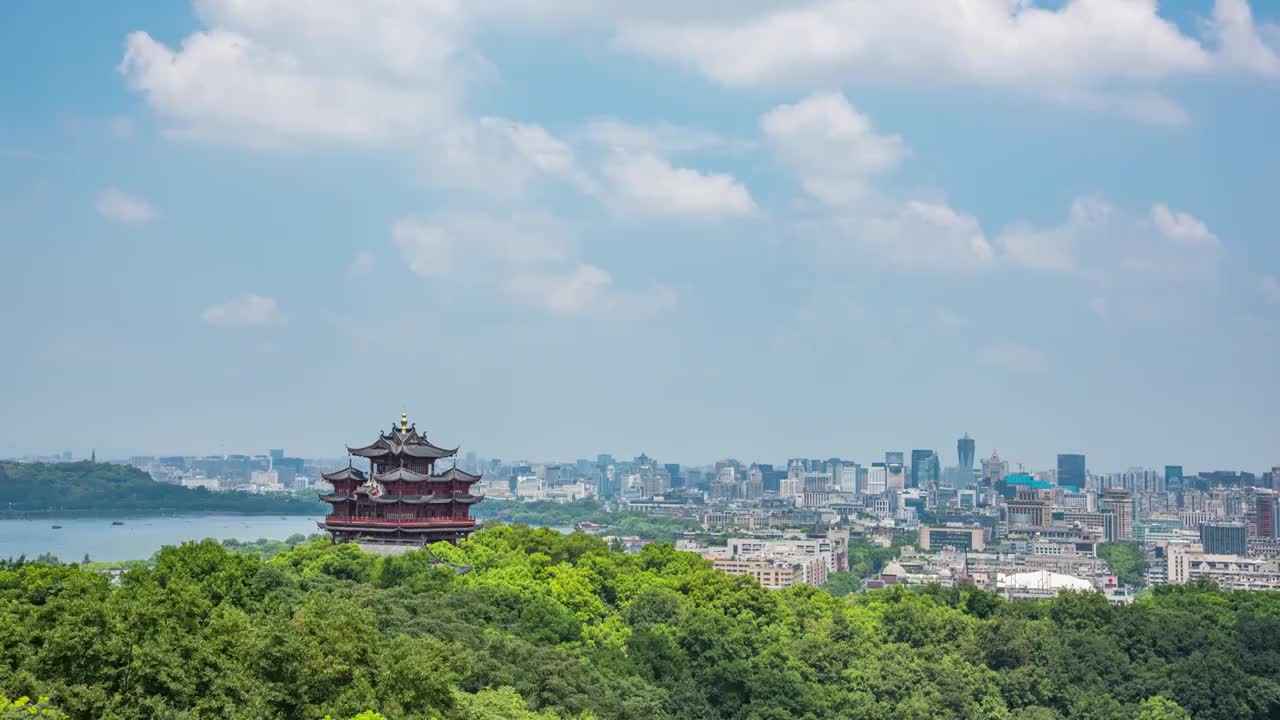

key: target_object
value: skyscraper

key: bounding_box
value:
[910,449,939,489]
[1165,465,1184,492]
[1057,453,1086,491]
[1255,494,1278,539]
[867,463,888,495]
[1099,488,1134,542]
[885,452,905,490]
[957,434,975,488]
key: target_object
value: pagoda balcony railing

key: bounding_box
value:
[323,515,476,527]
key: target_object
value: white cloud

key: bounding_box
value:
[506,263,614,315]
[1150,203,1219,248]
[392,211,675,316]
[119,29,454,148]
[761,91,905,205]
[1261,274,1280,304]
[579,117,734,156]
[840,200,995,272]
[201,293,285,327]
[1210,0,1280,76]
[505,264,679,316]
[392,212,571,280]
[601,150,756,219]
[424,117,595,198]
[614,0,1280,123]
[976,341,1047,372]
[999,197,1221,285]
[760,92,993,272]
[95,188,157,225]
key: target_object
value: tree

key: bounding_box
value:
[1135,696,1192,720]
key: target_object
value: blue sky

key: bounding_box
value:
[2,0,1278,473]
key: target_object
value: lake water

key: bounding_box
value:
[0,515,324,563]
[0,516,579,562]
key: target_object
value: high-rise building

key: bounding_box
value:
[982,451,1008,486]
[885,452,906,491]
[1057,454,1086,491]
[910,449,939,489]
[957,434,976,488]
[1099,488,1134,542]
[1199,522,1247,555]
[269,449,285,461]
[757,464,782,494]
[802,471,832,508]
[1255,494,1278,539]
[866,463,888,495]
[836,463,861,493]
[664,463,682,489]
[1165,465,1185,492]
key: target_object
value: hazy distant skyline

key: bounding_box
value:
[2,2,1279,471]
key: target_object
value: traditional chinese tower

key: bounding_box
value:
[319,412,483,545]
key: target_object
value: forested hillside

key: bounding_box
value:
[0,462,324,516]
[1,526,1278,720]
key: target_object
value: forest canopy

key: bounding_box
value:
[0,462,325,516]
[1,525,1277,720]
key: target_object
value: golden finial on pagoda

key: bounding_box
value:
[400,409,409,435]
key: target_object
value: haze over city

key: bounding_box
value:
[3,1,1279,471]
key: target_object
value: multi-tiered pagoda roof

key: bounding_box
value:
[319,413,484,546]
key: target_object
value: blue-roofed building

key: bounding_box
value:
[1001,472,1053,499]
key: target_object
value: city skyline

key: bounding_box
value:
[9,434,1267,480]
[3,2,1280,469]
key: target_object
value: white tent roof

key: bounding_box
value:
[997,569,1093,592]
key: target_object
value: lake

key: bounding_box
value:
[0,515,324,563]
[0,516,580,562]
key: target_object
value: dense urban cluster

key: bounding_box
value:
[3,525,1280,720]
[15,433,1280,596]
[458,436,1280,597]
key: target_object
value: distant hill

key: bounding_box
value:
[0,461,326,516]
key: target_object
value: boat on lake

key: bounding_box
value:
[111,521,125,526]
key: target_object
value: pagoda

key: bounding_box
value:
[319,412,483,546]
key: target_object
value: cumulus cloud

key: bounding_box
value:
[1150,203,1220,248]
[761,93,992,271]
[1210,0,1280,75]
[201,293,285,327]
[392,211,675,316]
[425,117,596,198]
[761,92,905,205]
[615,0,1263,123]
[579,117,735,156]
[999,197,1221,285]
[505,263,614,315]
[976,341,1048,372]
[839,201,995,272]
[600,150,756,219]
[95,188,156,225]
[119,29,453,147]
[393,212,572,280]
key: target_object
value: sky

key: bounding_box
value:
[1,0,1279,473]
